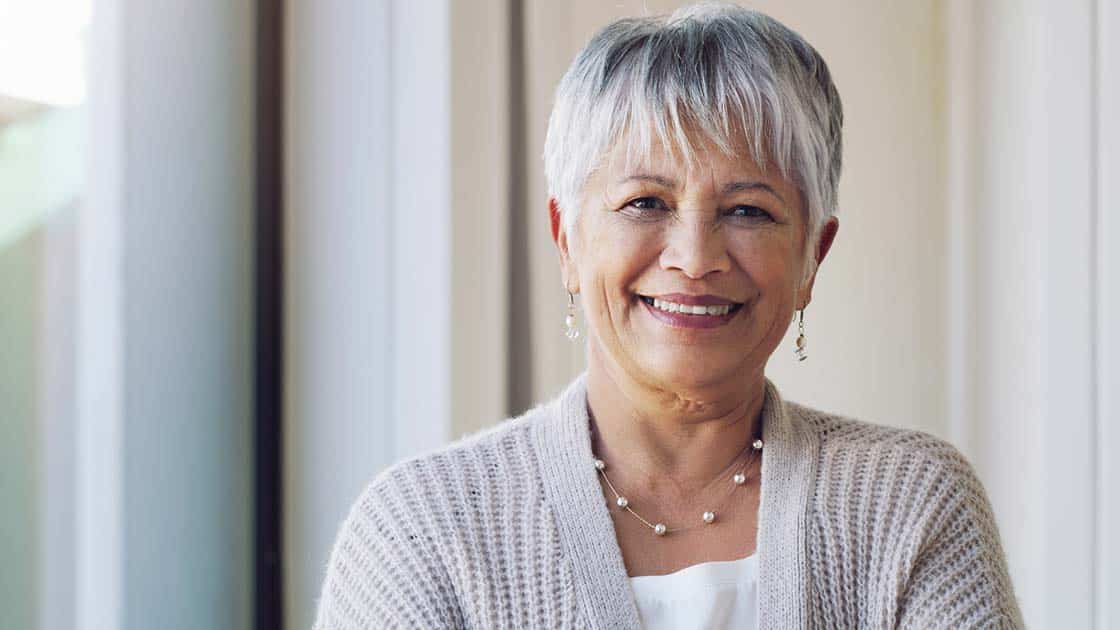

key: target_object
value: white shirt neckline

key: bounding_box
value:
[630,553,758,587]
[628,553,759,629]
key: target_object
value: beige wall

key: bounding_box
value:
[450,0,511,436]
[519,1,949,437]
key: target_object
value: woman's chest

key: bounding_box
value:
[610,488,761,577]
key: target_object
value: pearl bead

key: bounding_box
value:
[654,523,667,536]
[702,511,715,523]
[733,472,746,485]
[752,439,764,450]
[616,496,628,508]
[594,459,605,470]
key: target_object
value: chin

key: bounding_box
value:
[643,354,740,389]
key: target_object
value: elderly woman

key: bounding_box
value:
[314,4,1023,629]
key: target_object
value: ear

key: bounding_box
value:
[796,216,839,310]
[549,198,579,294]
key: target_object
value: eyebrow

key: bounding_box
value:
[617,174,787,204]
[722,181,786,204]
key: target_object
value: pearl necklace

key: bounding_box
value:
[592,437,764,537]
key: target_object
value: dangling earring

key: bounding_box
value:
[794,309,807,362]
[564,291,581,340]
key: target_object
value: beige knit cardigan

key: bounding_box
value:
[313,371,1024,629]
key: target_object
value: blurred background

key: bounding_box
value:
[1,0,1116,628]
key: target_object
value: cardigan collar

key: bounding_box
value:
[531,370,818,629]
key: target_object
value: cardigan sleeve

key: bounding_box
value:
[895,448,1025,629]
[312,472,464,630]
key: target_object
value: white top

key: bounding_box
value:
[629,554,759,630]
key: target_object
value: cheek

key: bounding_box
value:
[730,233,801,290]
[583,220,660,283]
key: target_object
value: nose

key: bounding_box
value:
[659,212,731,279]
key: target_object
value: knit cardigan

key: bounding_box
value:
[313,371,1024,629]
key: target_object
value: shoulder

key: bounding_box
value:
[366,398,552,504]
[784,398,992,536]
[786,400,1024,625]
[314,402,555,628]
[785,398,977,482]
[342,395,562,547]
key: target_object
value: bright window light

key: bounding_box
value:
[0,0,91,107]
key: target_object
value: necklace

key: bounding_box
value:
[591,436,764,537]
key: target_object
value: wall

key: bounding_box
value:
[946,0,1113,625]
[450,0,512,436]
[1097,1,1120,624]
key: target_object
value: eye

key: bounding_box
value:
[621,196,670,218]
[728,205,773,221]
[627,197,667,211]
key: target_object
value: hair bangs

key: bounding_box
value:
[545,3,842,247]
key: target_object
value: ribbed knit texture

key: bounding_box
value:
[313,372,1024,629]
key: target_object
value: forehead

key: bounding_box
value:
[594,127,792,194]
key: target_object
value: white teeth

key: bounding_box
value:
[650,298,733,316]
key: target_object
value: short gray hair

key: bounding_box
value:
[543,2,842,245]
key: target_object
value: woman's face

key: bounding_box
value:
[551,135,836,391]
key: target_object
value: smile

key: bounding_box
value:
[640,296,742,316]
[638,295,744,329]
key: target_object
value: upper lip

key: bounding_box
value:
[641,293,741,306]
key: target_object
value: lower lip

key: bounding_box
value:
[639,297,741,329]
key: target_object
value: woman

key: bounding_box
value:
[314,3,1023,628]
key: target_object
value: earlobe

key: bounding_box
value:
[796,276,815,312]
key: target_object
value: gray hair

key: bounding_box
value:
[543,2,842,252]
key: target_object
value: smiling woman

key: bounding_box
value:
[313,3,1024,629]
[554,133,832,396]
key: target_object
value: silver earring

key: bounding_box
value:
[794,309,807,361]
[564,291,581,340]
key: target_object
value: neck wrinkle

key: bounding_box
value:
[585,345,768,495]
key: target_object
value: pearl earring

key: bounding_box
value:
[794,309,807,361]
[564,291,581,340]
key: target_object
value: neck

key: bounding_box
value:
[585,341,767,499]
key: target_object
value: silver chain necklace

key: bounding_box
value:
[592,436,764,537]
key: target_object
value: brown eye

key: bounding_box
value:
[729,205,773,220]
[627,197,667,211]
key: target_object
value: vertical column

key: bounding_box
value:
[284,2,394,627]
[284,1,453,627]
[78,0,256,628]
[949,0,1098,625]
[946,0,978,451]
[450,0,511,437]
[389,0,453,455]
[1038,1,1097,626]
[77,0,124,627]
[1096,0,1119,626]
[522,0,583,406]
